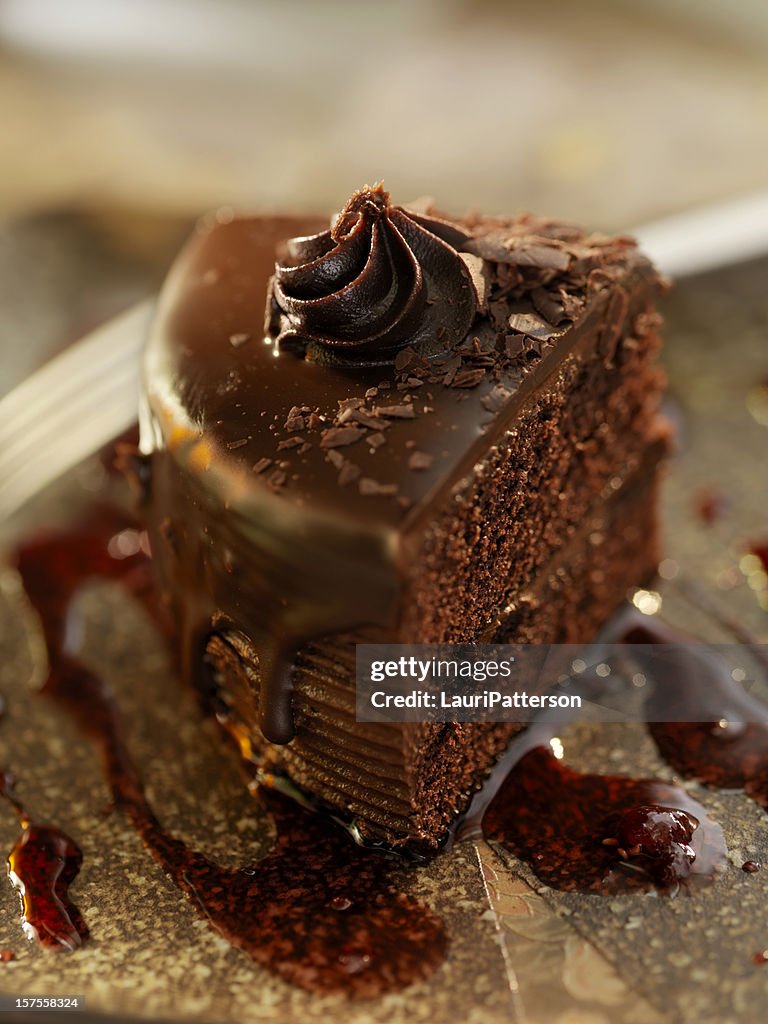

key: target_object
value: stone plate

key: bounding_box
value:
[0,211,767,1023]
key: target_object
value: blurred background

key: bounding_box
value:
[1,0,768,389]
[2,0,768,223]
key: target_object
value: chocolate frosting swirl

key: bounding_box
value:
[266,185,479,366]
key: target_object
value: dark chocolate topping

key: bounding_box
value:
[267,184,478,366]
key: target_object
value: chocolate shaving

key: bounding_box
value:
[372,404,416,419]
[338,461,361,486]
[267,469,287,490]
[505,335,527,359]
[466,233,571,271]
[408,451,434,471]
[319,426,365,449]
[458,253,489,310]
[451,368,486,389]
[276,436,303,451]
[587,267,621,293]
[229,332,250,348]
[507,311,562,340]
[394,347,420,372]
[359,478,398,497]
[558,287,586,320]
[337,397,364,413]
[344,409,390,430]
[253,457,273,474]
[480,384,513,413]
[368,432,387,449]
[531,287,566,325]
[283,406,308,431]
[440,354,462,385]
[597,286,629,366]
[325,449,345,469]
[634,310,663,336]
[226,438,249,450]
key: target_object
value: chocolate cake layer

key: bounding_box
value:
[138,189,668,850]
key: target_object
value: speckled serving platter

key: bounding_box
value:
[0,211,767,1024]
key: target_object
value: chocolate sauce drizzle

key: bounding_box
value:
[10,505,447,996]
[6,818,87,951]
[267,184,479,366]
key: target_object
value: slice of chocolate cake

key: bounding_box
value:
[138,185,669,851]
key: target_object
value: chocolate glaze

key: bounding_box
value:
[268,184,478,366]
[10,506,447,996]
[141,200,660,743]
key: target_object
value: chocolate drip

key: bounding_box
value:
[7,823,88,951]
[0,770,88,951]
[268,184,478,366]
[256,641,296,744]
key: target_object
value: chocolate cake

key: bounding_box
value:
[137,185,669,851]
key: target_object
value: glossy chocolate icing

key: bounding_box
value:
[140,196,659,745]
[267,184,478,367]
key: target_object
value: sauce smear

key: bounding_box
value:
[0,766,87,951]
[10,503,446,996]
[482,744,724,893]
